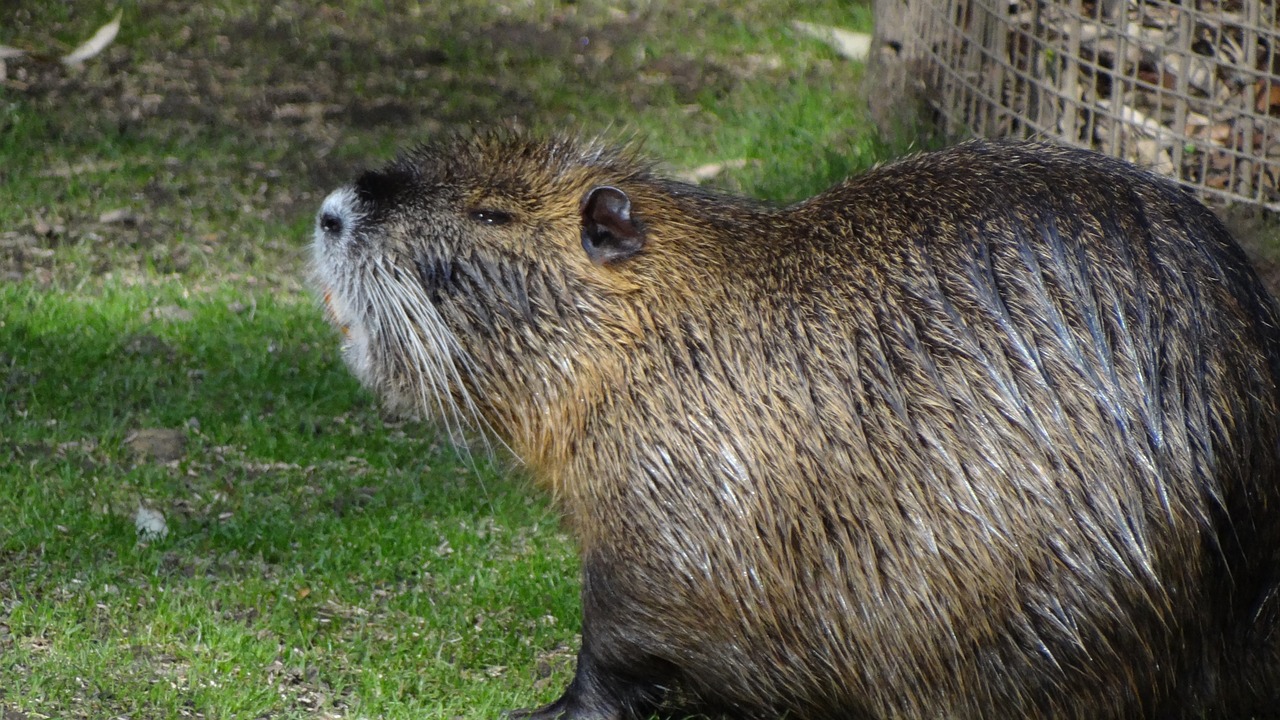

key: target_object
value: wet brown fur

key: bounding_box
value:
[313,132,1280,719]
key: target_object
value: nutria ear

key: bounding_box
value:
[581,186,645,265]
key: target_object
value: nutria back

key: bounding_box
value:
[312,134,1280,719]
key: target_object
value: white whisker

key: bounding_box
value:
[368,260,511,460]
[369,266,461,444]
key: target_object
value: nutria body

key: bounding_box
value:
[312,134,1280,719]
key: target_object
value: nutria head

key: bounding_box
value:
[311,133,760,474]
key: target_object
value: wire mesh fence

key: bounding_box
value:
[870,0,1280,210]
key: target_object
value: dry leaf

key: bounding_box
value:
[792,21,871,61]
[63,10,122,66]
[98,208,136,224]
[678,159,749,183]
[1257,82,1280,115]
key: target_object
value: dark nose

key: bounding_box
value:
[319,211,344,235]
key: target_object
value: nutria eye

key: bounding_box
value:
[469,209,513,226]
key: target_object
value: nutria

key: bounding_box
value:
[311,133,1280,719]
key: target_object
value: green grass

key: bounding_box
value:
[0,282,580,717]
[0,1,895,717]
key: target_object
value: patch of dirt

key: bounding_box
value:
[3,2,721,170]
[1,2,754,285]
[124,427,188,463]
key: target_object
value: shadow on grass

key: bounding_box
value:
[7,3,726,175]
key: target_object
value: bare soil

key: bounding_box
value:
[1,1,763,285]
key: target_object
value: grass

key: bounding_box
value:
[1,282,581,718]
[1,1,888,717]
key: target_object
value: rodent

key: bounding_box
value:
[311,132,1280,719]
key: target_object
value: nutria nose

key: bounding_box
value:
[317,210,343,235]
[319,211,344,235]
[316,187,360,243]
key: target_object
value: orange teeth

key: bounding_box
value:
[322,289,351,337]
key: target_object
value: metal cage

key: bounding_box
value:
[871,0,1279,210]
